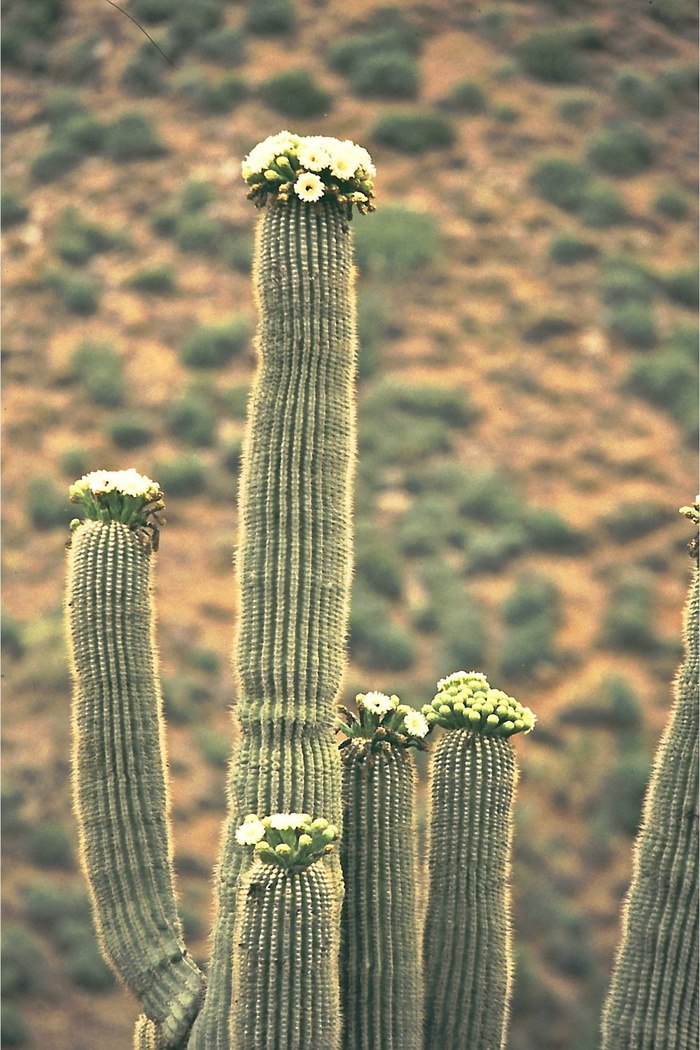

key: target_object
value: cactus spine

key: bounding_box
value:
[66,480,205,1047]
[601,507,699,1050]
[421,673,536,1050]
[337,692,429,1050]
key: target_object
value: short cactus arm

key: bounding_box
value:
[601,511,699,1050]
[337,693,429,1050]
[422,673,536,1050]
[66,477,205,1047]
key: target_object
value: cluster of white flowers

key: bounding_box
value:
[235,815,267,846]
[242,131,375,212]
[423,671,536,738]
[267,812,312,831]
[359,691,397,716]
[403,710,430,739]
[69,469,160,502]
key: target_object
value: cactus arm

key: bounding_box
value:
[188,135,373,1048]
[601,521,699,1050]
[66,483,205,1047]
[338,692,428,1050]
[421,673,536,1050]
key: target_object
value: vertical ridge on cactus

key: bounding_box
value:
[601,524,699,1050]
[67,512,204,1047]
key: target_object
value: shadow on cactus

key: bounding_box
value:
[65,132,698,1050]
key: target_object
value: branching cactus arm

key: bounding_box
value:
[66,472,205,1048]
[422,672,536,1050]
[601,505,699,1050]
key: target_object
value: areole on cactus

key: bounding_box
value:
[64,132,698,1050]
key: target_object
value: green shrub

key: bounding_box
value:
[180,317,250,368]
[154,455,207,497]
[467,526,527,574]
[3,0,65,68]
[658,63,698,104]
[196,728,230,769]
[66,942,115,991]
[175,214,221,254]
[558,94,595,123]
[179,179,215,214]
[653,188,689,220]
[525,507,586,554]
[456,470,521,524]
[355,524,403,600]
[369,383,476,428]
[662,266,699,309]
[523,315,577,343]
[129,0,182,22]
[441,80,486,113]
[107,413,155,450]
[439,600,488,671]
[165,392,217,446]
[548,235,599,265]
[601,752,652,836]
[615,69,671,118]
[1,616,25,660]
[162,676,211,724]
[600,259,654,306]
[26,477,72,530]
[53,206,122,266]
[124,263,177,294]
[493,104,520,123]
[259,70,331,119]
[602,571,657,652]
[0,1001,31,1046]
[160,1,223,58]
[222,232,254,274]
[30,141,82,183]
[648,0,697,31]
[529,156,592,211]
[607,302,658,350]
[327,22,421,76]
[600,501,675,543]
[360,412,451,467]
[46,269,100,314]
[193,74,248,114]
[243,0,296,35]
[559,675,642,732]
[59,447,90,478]
[70,341,125,406]
[353,206,440,278]
[52,113,105,155]
[356,285,395,378]
[26,820,74,870]
[21,880,91,928]
[499,615,557,678]
[371,111,455,153]
[119,43,166,96]
[221,384,251,419]
[503,574,559,627]
[349,590,415,672]
[587,123,655,177]
[624,326,698,440]
[197,27,246,65]
[398,496,467,557]
[350,51,420,99]
[578,184,627,227]
[102,111,167,161]
[518,29,583,82]
[221,437,244,475]
[1,926,45,997]
[1,189,29,228]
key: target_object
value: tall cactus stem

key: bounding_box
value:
[601,524,699,1050]
[67,515,205,1047]
[421,673,535,1050]
[189,136,369,1048]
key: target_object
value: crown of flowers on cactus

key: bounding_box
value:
[679,499,699,558]
[69,470,164,531]
[241,131,375,215]
[235,813,339,872]
[336,691,431,757]
[422,671,536,738]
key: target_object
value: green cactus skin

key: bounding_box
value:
[134,1016,158,1050]
[339,741,423,1050]
[67,519,205,1047]
[601,558,699,1050]
[231,858,341,1050]
[423,729,517,1050]
[189,195,357,1048]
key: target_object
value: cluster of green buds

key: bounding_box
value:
[234,813,339,873]
[422,671,536,737]
[241,131,375,215]
[336,691,431,756]
[69,469,164,530]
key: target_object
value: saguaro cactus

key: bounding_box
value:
[600,504,699,1050]
[336,692,430,1050]
[421,672,536,1050]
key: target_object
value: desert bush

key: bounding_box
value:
[662,266,699,309]
[456,470,521,525]
[1,616,24,660]
[558,94,595,123]
[439,599,489,672]
[66,942,116,991]
[192,75,248,114]
[165,392,217,447]
[102,111,167,162]
[154,455,207,497]
[499,614,557,678]
[327,20,420,76]
[59,447,90,478]
[0,1002,31,1046]
[525,508,586,554]
[518,28,583,82]
[30,141,83,183]
[222,231,254,274]
[602,571,657,652]
[398,496,467,557]
[197,27,245,64]
[1,189,29,228]
[2,925,46,997]
[371,111,455,153]
[350,51,420,99]
[558,674,642,732]
[53,206,123,266]
[162,676,211,724]
[503,573,559,627]
[129,0,183,22]
[21,880,91,929]
[221,384,251,419]
[355,524,403,600]
[529,156,592,211]
[3,0,65,68]
[467,526,528,575]
[523,315,577,343]
[124,263,177,294]
[175,214,221,254]
[349,589,415,672]
[600,259,655,306]
[259,69,331,118]
[441,80,486,113]
[353,206,440,278]
[120,43,166,96]
[107,413,155,450]
[607,302,658,350]
[26,820,74,870]
[46,269,101,315]
[180,317,250,368]
[196,728,230,769]
[587,123,655,177]
[70,341,125,406]
[624,325,698,440]
[653,188,689,220]
[243,0,296,35]
[26,477,72,530]
[221,437,244,475]
[615,69,670,118]
[601,751,652,836]
[548,235,599,265]
[600,501,675,543]
[578,184,627,227]
[163,1,223,57]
